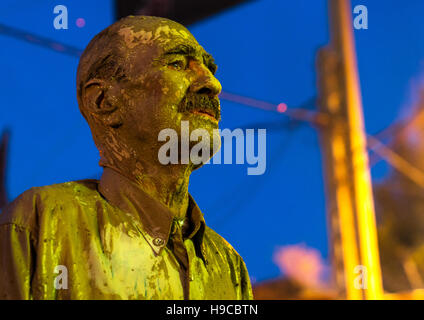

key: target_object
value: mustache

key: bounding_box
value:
[178,93,221,121]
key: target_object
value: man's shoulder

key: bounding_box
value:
[0,179,100,230]
[203,225,242,259]
[34,179,100,201]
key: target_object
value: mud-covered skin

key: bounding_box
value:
[77,16,222,220]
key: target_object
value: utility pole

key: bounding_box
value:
[316,0,384,299]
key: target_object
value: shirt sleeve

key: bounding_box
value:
[0,189,37,300]
[0,223,34,299]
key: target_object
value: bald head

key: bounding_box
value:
[76,16,196,119]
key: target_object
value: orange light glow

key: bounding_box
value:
[273,244,327,288]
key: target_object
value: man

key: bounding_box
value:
[0,16,253,300]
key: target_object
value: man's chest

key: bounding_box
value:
[50,221,238,300]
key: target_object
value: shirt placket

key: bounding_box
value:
[168,221,190,299]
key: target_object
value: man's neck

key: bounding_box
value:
[105,159,192,220]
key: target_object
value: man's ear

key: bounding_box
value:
[82,79,122,127]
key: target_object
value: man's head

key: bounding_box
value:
[77,16,222,174]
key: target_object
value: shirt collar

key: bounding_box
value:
[97,167,206,255]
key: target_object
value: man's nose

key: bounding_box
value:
[188,61,222,96]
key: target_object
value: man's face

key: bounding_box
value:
[115,20,222,160]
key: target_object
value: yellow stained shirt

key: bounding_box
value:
[0,168,253,300]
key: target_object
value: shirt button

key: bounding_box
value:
[153,238,165,246]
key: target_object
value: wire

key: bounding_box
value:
[209,114,307,228]
[369,107,424,167]
[0,23,83,57]
[367,134,424,188]
[210,129,298,229]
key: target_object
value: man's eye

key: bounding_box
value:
[168,60,186,70]
[208,64,217,75]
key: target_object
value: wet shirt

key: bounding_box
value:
[0,168,253,300]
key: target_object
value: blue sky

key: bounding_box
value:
[1,0,423,282]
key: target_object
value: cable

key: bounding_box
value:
[0,23,83,57]
[209,119,306,228]
[367,134,424,188]
[369,107,424,167]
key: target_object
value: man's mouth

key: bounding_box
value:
[178,93,221,122]
[190,108,218,122]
